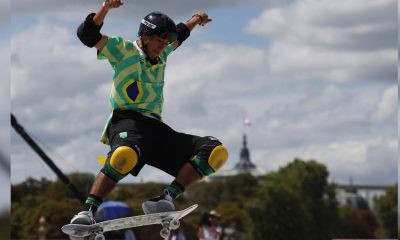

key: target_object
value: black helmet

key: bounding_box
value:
[138,11,177,43]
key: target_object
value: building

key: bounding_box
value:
[209,133,265,181]
[335,181,389,210]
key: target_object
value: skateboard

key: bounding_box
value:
[62,204,198,240]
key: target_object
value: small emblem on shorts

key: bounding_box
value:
[119,132,128,139]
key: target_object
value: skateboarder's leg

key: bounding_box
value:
[143,136,228,214]
[88,171,118,204]
[174,162,201,187]
[71,119,141,225]
[69,172,115,226]
[188,136,229,178]
[169,136,228,193]
[141,163,201,214]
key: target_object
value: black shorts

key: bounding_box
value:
[107,110,204,177]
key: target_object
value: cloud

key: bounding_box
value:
[0,38,11,211]
[10,0,246,22]
[162,42,396,185]
[246,0,396,49]
[0,0,10,209]
[372,85,397,122]
[11,20,111,183]
[0,38,10,210]
[0,38,10,149]
[245,0,397,82]
[11,20,112,142]
[11,0,397,187]
[0,0,9,27]
[251,138,397,185]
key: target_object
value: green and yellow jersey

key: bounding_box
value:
[98,36,174,144]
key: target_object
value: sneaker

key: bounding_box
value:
[70,211,95,225]
[142,190,176,214]
[68,211,95,240]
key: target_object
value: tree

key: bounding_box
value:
[186,180,225,208]
[48,172,95,201]
[349,209,377,238]
[374,184,398,238]
[247,184,311,240]
[11,177,52,203]
[246,159,339,240]
[214,202,251,239]
[220,174,258,206]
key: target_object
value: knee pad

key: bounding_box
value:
[208,145,229,172]
[192,143,229,177]
[103,146,138,181]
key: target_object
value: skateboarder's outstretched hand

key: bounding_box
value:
[102,0,124,10]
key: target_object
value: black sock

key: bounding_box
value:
[167,180,185,199]
[83,194,103,213]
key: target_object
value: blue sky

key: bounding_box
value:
[8,0,397,192]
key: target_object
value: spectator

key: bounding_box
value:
[197,210,222,240]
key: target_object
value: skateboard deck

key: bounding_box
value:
[62,204,198,239]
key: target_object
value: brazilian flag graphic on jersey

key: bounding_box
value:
[123,80,143,103]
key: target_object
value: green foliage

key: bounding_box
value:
[246,159,339,240]
[11,160,389,240]
[334,205,353,237]
[48,172,95,200]
[11,174,90,239]
[11,177,52,203]
[221,174,258,205]
[247,185,311,240]
[0,213,10,240]
[374,184,398,238]
[186,180,225,208]
[214,202,251,235]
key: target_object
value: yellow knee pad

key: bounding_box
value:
[192,145,229,176]
[208,145,229,172]
[104,146,138,181]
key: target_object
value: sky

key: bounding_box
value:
[9,0,398,190]
[0,0,10,212]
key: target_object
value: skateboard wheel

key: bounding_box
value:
[170,219,180,230]
[160,228,170,239]
[94,233,105,240]
[161,220,170,228]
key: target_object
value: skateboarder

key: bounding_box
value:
[70,0,229,228]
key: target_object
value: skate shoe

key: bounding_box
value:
[69,211,96,240]
[142,190,176,214]
[70,210,96,225]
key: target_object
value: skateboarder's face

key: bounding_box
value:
[142,34,169,59]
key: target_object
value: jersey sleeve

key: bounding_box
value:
[160,44,174,62]
[98,36,134,69]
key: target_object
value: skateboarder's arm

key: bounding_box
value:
[77,0,124,51]
[172,12,212,50]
